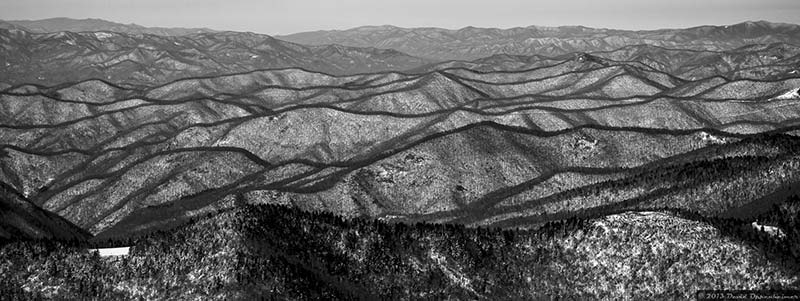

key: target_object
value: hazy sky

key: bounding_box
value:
[1,0,799,35]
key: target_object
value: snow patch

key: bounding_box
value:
[94,32,113,39]
[771,88,800,100]
[378,214,403,221]
[751,222,786,239]
[88,247,131,257]
[573,136,598,151]
[700,132,725,144]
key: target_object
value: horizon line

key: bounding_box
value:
[3,17,799,36]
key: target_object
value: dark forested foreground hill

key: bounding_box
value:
[1,199,799,300]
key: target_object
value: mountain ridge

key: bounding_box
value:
[4,17,216,36]
[0,27,431,86]
[278,20,800,60]
[2,54,800,236]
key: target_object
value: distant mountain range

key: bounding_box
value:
[0,28,430,86]
[1,27,798,88]
[416,43,800,81]
[278,21,800,60]
[2,18,799,87]
[1,17,215,36]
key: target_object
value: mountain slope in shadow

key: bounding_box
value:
[0,181,90,241]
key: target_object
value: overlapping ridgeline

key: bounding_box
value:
[421,43,800,81]
[278,20,800,60]
[1,35,800,240]
[4,20,800,88]
[0,27,430,87]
